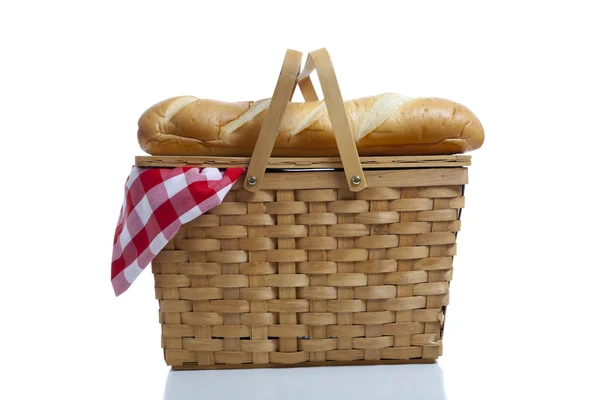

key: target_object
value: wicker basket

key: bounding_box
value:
[141,49,473,369]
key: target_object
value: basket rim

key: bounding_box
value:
[135,155,471,169]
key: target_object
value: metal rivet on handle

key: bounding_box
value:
[247,176,257,186]
[351,175,361,186]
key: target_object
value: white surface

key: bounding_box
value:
[164,364,445,399]
[1,1,599,399]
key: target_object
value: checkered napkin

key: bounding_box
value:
[111,166,245,296]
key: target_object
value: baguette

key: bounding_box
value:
[138,93,484,156]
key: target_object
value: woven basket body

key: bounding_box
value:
[151,165,467,369]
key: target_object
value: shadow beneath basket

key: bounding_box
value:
[164,362,446,400]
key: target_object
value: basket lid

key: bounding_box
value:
[135,155,471,169]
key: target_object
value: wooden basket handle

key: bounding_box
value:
[244,49,302,192]
[244,48,367,192]
[297,48,367,191]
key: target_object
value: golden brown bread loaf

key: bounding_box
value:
[138,93,484,156]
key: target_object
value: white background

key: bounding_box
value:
[1,1,599,399]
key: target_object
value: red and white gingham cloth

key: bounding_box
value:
[111,166,245,296]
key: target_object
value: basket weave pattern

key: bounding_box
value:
[153,179,464,368]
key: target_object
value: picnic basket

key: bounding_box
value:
[137,48,472,369]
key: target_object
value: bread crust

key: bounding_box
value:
[138,93,484,156]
